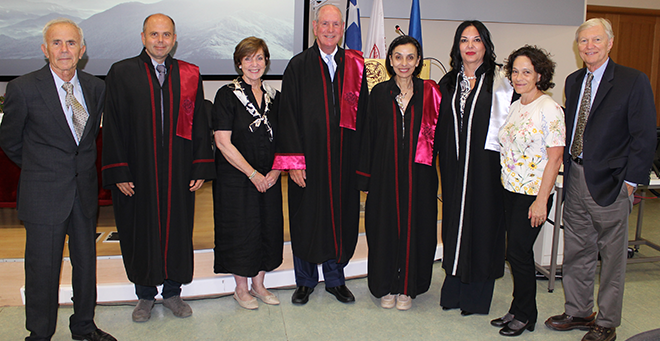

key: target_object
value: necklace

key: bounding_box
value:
[395,81,413,138]
[395,82,413,109]
[463,75,476,80]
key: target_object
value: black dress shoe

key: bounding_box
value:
[499,319,535,337]
[325,284,355,303]
[291,286,314,305]
[460,310,474,316]
[491,313,515,327]
[72,328,117,341]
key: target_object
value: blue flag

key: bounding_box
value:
[408,0,422,48]
[344,0,362,51]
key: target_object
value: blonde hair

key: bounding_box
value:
[576,18,614,42]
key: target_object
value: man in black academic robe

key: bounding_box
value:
[272,4,368,304]
[102,14,215,322]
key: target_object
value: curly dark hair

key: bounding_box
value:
[385,35,423,78]
[448,20,496,75]
[504,45,555,91]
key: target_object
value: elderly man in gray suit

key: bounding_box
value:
[0,19,115,341]
[545,18,657,341]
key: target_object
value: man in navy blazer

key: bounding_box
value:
[0,19,115,341]
[545,18,656,341]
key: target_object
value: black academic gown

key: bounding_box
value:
[275,42,368,264]
[356,77,438,299]
[436,66,506,284]
[102,49,215,286]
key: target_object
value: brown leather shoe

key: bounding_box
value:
[582,325,616,341]
[545,312,596,331]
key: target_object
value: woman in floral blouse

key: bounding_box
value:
[492,45,565,337]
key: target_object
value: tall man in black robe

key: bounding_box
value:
[273,4,368,305]
[102,13,215,322]
[0,19,115,341]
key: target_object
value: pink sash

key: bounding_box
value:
[339,49,364,131]
[414,80,442,166]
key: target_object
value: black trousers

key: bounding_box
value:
[503,190,553,324]
[24,195,97,340]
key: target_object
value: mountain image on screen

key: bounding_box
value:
[0,0,298,76]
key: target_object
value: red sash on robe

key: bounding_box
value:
[176,61,199,140]
[339,49,364,131]
[415,80,442,166]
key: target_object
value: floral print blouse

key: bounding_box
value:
[498,94,565,195]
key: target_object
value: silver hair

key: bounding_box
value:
[143,13,177,35]
[42,18,85,46]
[314,4,343,24]
[575,18,614,42]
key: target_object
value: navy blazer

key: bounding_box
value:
[563,60,656,206]
[0,65,105,224]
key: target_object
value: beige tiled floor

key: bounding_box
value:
[1,257,659,340]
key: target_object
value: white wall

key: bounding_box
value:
[362,17,580,105]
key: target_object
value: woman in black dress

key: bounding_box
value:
[212,37,283,310]
[436,20,512,315]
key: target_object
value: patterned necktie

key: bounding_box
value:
[157,64,167,86]
[570,72,594,157]
[62,82,88,141]
[325,55,335,82]
[156,64,166,135]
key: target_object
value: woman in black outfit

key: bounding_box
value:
[436,20,511,316]
[212,37,283,310]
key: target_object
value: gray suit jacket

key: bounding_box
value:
[0,65,105,224]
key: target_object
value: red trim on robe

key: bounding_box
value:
[356,170,371,177]
[338,128,344,260]
[404,103,416,294]
[272,154,306,170]
[164,67,175,277]
[144,62,163,250]
[175,61,199,141]
[414,80,442,166]
[392,100,401,239]
[102,162,128,171]
[318,55,339,257]
[193,159,214,164]
[339,49,364,131]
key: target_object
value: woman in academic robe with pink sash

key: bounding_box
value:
[356,35,441,311]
